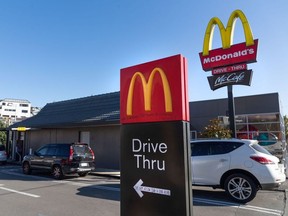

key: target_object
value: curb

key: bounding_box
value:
[90,168,120,179]
[7,160,121,179]
[89,171,120,179]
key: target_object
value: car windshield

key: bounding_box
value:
[251,143,272,155]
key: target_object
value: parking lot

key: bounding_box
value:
[193,186,286,216]
[0,164,287,216]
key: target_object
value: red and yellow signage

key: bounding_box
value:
[199,9,258,71]
[212,63,247,75]
[120,54,189,124]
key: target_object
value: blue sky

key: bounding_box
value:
[0,1,287,114]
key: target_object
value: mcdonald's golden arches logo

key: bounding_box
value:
[199,10,258,71]
[120,54,189,124]
[126,67,172,116]
[203,9,254,56]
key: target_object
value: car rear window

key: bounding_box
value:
[73,144,91,155]
[251,143,272,155]
[0,145,5,151]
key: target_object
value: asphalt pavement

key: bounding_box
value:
[7,160,288,215]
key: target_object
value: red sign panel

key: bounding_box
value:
[212,63,247,75]
[120,54,189,124]
[199,39,258,71]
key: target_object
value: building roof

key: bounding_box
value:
[1,98,31,104]
[9,91,281,130]
[10,92,120,129]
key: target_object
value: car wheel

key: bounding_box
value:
[224,173,257,203]
[52,165,63,180]
[23,162,31,175]
[78,172,88,177]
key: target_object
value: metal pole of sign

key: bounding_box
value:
[227,85,236,138]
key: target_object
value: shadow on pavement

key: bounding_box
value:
[76,184,120,201]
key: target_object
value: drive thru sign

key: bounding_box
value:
[120,54,193,216]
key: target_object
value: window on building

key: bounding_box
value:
[235,115,247,123]
[190,131,198,140]
[79,131,90,144]
[5,109,16,112]
[234,113,285,157]
[247,114,278,123]
[20,104,29,107]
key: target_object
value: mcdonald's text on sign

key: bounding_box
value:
[200,40,258,71]
[120,54,189,124]
[199,9,258,72]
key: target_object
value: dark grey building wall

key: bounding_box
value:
[189,98,228,132]
[23,125,120,170]
[234,93,280,115]
[189,93,280,132]
[90,125,120,169]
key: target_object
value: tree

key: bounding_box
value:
[200,118,232,138]
[0,120,7,145]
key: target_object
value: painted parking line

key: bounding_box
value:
[194,197,283,216]
[1,170,121,193]
[0,184,40,198]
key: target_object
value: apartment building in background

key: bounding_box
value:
[0,98,32,125]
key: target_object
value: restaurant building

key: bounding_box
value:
[9,92,286,169]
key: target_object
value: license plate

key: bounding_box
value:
[81,163,88,167]
[278,164,284,173]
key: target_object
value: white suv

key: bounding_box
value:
[191,139,286,203]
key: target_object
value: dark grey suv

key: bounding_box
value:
[22,143,95,179]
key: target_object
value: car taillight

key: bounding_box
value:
[69,146,74,162]
[250,156,275,164]
[89,147,95,160]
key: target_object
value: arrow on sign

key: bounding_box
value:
[133,179,171,198]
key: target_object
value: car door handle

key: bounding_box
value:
[220,159,228,162]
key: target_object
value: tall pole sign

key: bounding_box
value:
[199,9,258,137]
[120,54,193,216]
